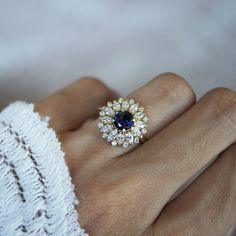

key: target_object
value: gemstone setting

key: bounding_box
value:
[98,98,148,148]
[114,111,134,130]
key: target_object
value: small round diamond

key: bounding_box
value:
[107,101,113,107]
[126,132,134,144]
[118,98,124,103]
[123,141,129,148]
[99,110,105,116]
[111,129,118,136]
[105,107,115,116]
[134,112,144,119]
[129,99,135,105]
[129,104,138,114]
[113,102,121,111]
[97,122,104,128]
[141,128,147,134]
[101,125,112,133]
[100,116,113,124]
[143,116,149,123]
[138,107,144,112]
[102,133,108,139]
[114,111,134,130]
[107,133,113,142]
[132,126,142,136]
[122,100,130,110]
[111,140,117,146]
[136,121,145,129]
[117,133,125,145]
[134,137,139,144]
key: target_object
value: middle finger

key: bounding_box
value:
[63,73,196,171]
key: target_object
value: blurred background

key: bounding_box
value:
[0,0,236,107]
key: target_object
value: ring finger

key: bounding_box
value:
[123,87,236,227]
[63,73,196,170]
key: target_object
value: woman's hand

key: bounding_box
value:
[35,74,236,236]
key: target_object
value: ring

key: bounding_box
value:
[97,98,148,148]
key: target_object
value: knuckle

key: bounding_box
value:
[157,72,186,86]
[79,76,105,88]
[206,87,236,123]
[157,72,183,81]
[207,87,236,109]
[208,87,236,100]
[153,72,196,102]
[79,76,112,97]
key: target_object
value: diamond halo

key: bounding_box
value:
[98,98,148,148]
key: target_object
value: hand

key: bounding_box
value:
[35,74,236,236]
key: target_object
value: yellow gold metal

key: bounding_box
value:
[140,136,146,144]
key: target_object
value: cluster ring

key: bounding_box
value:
[97,98,148,148]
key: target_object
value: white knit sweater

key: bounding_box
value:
[0,102,87,236]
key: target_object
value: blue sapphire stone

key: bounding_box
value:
[113,111,134,130]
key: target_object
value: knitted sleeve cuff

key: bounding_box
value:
[0,102,88,236]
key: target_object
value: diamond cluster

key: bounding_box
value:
[97,98,148,148]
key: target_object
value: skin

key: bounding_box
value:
[35,73,236,236]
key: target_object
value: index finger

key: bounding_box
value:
[35,77,117,133]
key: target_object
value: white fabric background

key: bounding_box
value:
[0,0,236,107]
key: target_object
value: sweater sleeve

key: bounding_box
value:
[0,102,88,236]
